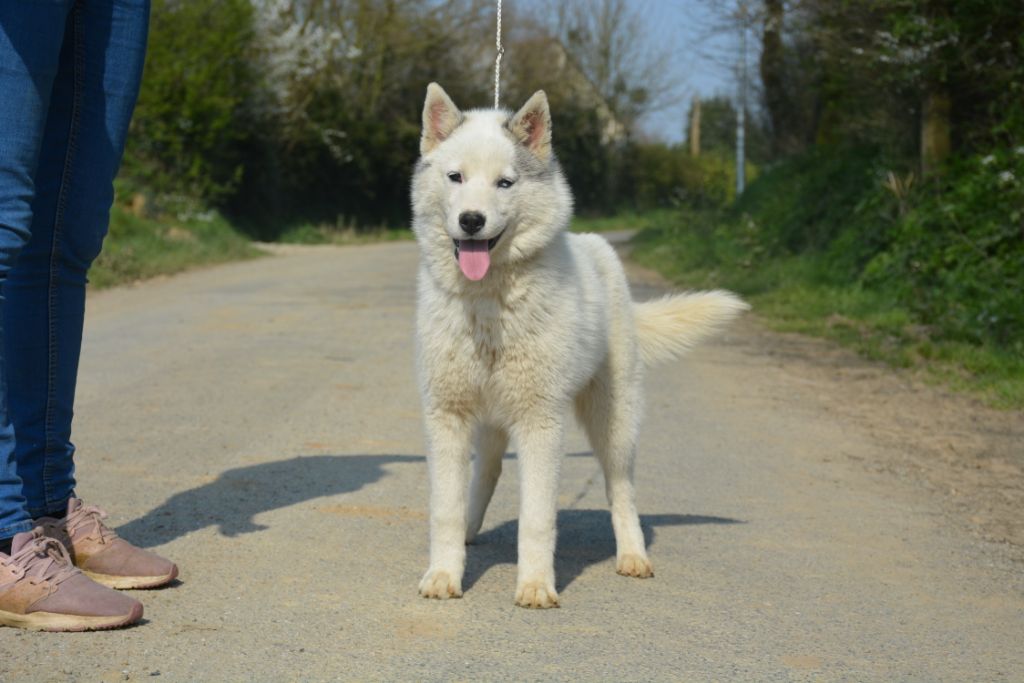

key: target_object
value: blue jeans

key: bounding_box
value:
[0,0,149,539]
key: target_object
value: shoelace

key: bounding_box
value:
[9,531,79,586]
[64,503,119,544]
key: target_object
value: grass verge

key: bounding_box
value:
[571,209,677,234]
[276,222,412,245]
[90,204,261,288]
[630,208,1024,410]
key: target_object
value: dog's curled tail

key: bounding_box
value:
[633,290,749,365]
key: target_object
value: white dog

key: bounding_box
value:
[411,83,747,608]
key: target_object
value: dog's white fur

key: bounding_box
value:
[412,83,748,608]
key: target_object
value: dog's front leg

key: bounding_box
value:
[513,418,564,608]
[419,410,472,599]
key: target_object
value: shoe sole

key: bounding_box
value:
[0,603,143,632]
[84,563,178,590]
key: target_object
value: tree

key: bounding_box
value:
[739,0,1023,162]
[233,0,493,230]
[533,0,682,132]
[126,0,258,201]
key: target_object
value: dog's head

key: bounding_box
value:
[411,83,573,284]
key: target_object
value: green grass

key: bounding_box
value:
[90,204,261,288]
[277,222,413,245]
[571,208,677,234]
[92,198,419,289]
[631,208,1024,410]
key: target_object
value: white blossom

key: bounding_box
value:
[251,0,357,117]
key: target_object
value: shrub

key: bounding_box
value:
[622,144,751,211]
[864,150,1024,347]
[124,0,257,202]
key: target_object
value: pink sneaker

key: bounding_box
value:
[0,528,142,631]
[38,498,178,590]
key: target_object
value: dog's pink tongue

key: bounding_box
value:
[458,240,490,281]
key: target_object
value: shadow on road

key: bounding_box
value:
[117,454,423,547]
[120,451,594,547]
[464,509,743,593]
[118,453,743,594]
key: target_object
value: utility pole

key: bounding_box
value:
[735,1,747,196]
[690,96,702,157]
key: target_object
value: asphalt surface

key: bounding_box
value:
[2,238,1022,682]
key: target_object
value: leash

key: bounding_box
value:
[493,0,504,108]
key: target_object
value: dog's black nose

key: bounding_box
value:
[459,211,486,235]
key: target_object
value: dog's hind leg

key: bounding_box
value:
[466,425,507,543]
[576,369,654,579]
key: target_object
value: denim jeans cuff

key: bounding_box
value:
[0,518,35,541]
[26,495,71,520]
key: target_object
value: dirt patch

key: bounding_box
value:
[732,320,1024,553]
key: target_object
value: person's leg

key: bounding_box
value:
[0,2,149,630]
[5,0,149,520]
[0,0,75,545]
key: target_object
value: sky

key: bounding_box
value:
[636,0,743,142]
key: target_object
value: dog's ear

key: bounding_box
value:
[509,90,552,160]
[421,83,463,155]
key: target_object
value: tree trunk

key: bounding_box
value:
[921,87,951,176]
[760,0,789,157]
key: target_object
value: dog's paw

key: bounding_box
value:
[418,569,463,599]
[616,553,654,578]
[514,580,559,609]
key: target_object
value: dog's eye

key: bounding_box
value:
[447,172,463,183]
[497,178,515,189]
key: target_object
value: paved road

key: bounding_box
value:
[2,240,1022,682]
